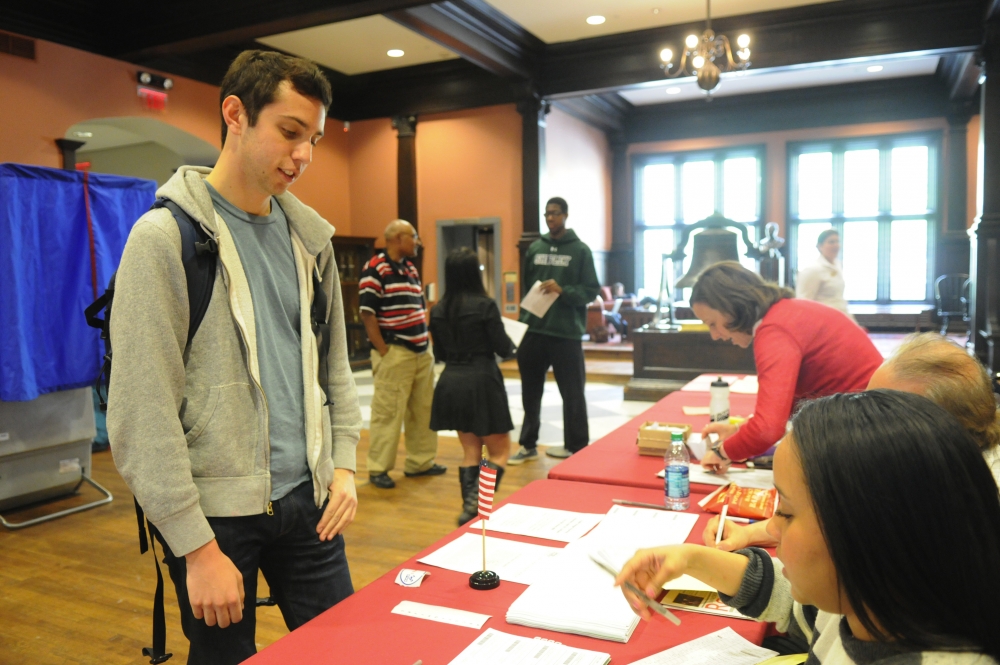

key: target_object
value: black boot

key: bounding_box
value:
[458,466,480,526]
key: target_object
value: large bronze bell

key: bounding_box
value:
[675,228,740,288]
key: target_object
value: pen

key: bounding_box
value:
[725,516,756,524]
[715,503,729,545]
[613,499,670,511]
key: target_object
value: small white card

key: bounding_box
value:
[391,600,490,629]
[394,568,430,587]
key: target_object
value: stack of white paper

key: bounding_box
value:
[658,466,775,490]
[506,505,699,643]
[448,628,610,665]
[626,627,776,665]
[417,533,561,585]
[468,504,605,542]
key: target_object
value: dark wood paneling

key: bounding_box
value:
[517,96,546,281]
[551,94,631,134]
[624,76,952,145]
[631,329,756,382]
[385,0,543,79]
[392,114,419,272]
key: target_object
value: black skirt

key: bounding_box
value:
[430,357,513,436]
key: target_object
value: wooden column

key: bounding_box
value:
[392,114,420,273]
[938,104,975,277]
[607,137,635,292]
[971,23,1000,370]
[517,96,548,293]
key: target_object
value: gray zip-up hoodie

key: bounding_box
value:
[108,166,361,557]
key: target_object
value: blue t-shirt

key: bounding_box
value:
[206,182,309,501]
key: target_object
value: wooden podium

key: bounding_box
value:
[624,323,756,401]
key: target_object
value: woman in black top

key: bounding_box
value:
[429,248,516,525]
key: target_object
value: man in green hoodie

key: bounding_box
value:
[510,197,601,463]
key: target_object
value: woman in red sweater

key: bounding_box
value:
[692,262,883,471]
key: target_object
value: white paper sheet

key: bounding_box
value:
[448,628,611,665]
[391,600,490,629]
[682,406,711,416]
[661,574,716,592]
[519,280,560,318]
[681,375,740,392]
[730,375,759,394]
[501,316,530,347]
[417,532,561,585]
[687,466,775,490]
[468,503,604,542]
[626,627,777,665]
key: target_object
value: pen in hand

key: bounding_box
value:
[715,503,729,546]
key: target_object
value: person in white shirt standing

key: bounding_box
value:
[796,228,855,322]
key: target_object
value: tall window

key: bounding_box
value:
[789,134,939,303]
[634,148,764,300]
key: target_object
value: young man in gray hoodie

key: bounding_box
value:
[108,51,361,664]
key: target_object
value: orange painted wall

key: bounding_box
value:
[345,118,398,244]
[627,117,956,235]
[0,37,351,230]
[415,104,523,293]
[544,107,612,251]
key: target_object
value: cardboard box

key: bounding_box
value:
[636,421,692,457]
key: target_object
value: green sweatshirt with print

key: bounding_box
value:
[518,229,601,340]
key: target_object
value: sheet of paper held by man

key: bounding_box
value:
[468,503,604,542]
[626,627,777,665]
[417,532,561,585]
[519,280,559,318]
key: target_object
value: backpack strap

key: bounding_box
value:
[311,269,333,406]
[134,499,173,664]
[151,198,217,346]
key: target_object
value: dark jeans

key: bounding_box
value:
[517,332,589,452]
[160,481,353,665]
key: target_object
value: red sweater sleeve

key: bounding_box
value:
[723,327,801,461]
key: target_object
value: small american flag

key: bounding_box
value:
[478,460,497,519]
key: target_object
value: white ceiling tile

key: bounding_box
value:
[258,14,458,76]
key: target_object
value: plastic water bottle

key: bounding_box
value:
[665,431,690,511]
[709,377,731,423]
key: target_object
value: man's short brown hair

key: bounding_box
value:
[218,50,333,146]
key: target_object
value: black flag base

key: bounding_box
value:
[469,570,500,590]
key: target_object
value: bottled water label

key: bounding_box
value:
[710,409,729,422]
[666,464,690,499]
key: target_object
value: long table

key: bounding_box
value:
[548,390,759,491]
[246,479,768,664]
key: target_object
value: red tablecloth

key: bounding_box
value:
[246,479,768,664]
[548,391,759,491]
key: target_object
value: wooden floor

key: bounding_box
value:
[0,432,561,664]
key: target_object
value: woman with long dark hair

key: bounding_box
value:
[691,261,882,470]
[429,248,516,525]
[617,391,1000,663]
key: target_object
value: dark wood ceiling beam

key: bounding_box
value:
[938,52,983,101]
[551,94,632,134]
[385,0,543,79]
[115,0,429,60]
[541,0,984,97]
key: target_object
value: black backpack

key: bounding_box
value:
[84,197,333,663]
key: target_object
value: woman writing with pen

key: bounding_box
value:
[691,262,882,472]
[617,391,1000,664]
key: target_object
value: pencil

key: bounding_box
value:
[715,504,729,545]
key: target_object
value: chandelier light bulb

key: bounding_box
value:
[738,48,750,60]
[685,34,699,49]
[692,55,706,69]
[737,34,750,49]
[660,48,673,63]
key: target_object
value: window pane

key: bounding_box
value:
[890,219,928,301]
[642,228,674,295]
[843,149,880,217]
[642,164,675,225]
[891,146,929,214]
[683,160,715,224]
[797,152,833,219]
[796,223,832,274]
[724,157,758,222]
[841,221,879,301]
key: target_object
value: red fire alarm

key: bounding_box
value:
[137,85,167,111]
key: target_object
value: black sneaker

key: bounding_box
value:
[369,472,396,489]
[545,446,573,459]
[404,463,447,477]
[508,446,538,465]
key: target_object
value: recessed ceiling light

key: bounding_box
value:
[867,65,883,73]
[666,87,681,95]
[586,15,606,25]
[387,49,405,58]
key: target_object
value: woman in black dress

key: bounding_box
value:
[429,248,516,525]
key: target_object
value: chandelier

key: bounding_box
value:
[659,0,752,93]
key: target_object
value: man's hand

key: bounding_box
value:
[539,279,563,295]
[318,468,357,541]
[185,539,244,628]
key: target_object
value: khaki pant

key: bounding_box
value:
[366,344,438,475]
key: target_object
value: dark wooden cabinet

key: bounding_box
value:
[332,236,376,369]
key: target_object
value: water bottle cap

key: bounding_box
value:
[711,376,730,387]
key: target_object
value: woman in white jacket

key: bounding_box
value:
[796,228,854,321]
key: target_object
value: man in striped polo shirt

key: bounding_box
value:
[359,220,444,489]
